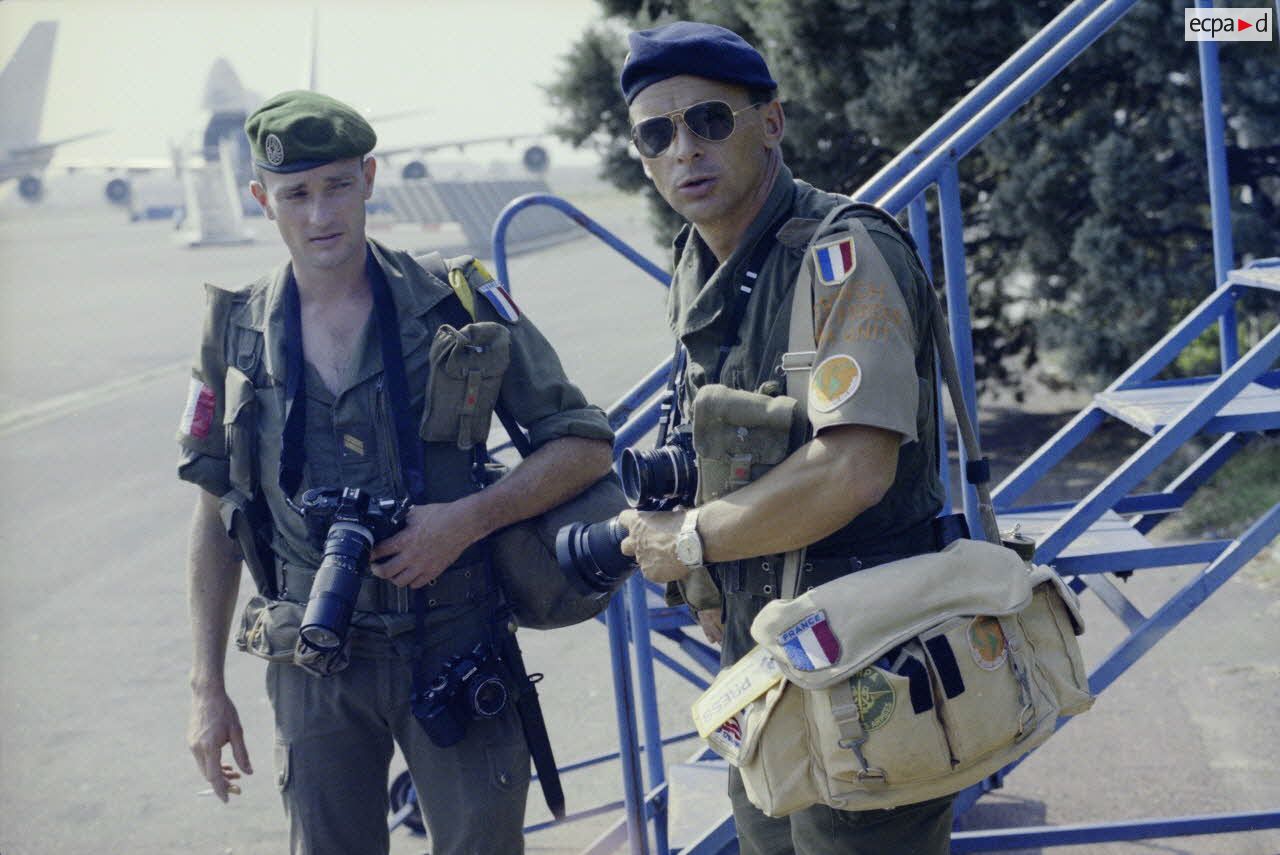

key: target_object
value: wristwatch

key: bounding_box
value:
[675,508,706,570]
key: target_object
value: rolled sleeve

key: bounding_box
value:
[177,447,231,498]
[493,309,614,450]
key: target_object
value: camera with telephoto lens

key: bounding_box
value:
[412,642,509,747]
[619,427,698,510]
[554,517,635,597]
[296,487,409,652]
[554,428,699,596]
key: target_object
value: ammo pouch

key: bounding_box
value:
[692,540,1094,816]
[235,595,352,678]
[490,472,630,629]
[219,365,280,598]
[421,321,511,449]
[691,384,802,506]
[682,384,802,611]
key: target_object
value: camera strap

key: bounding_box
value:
[661,209,790,443]
[278,249,429,507]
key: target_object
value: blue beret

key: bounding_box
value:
[620,21,777,105]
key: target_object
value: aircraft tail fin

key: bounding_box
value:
[0,21,57,150]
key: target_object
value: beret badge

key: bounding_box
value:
[264,134,285,167]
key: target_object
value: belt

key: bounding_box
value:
[721,513,968,599]
[279,559,491,614]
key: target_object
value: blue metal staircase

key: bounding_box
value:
[470,1,1280,852]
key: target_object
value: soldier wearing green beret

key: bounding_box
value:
[614,22,955,855]
[179,89,614,854]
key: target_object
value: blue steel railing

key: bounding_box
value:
[492,195,691,855]
[481,0,1280,851]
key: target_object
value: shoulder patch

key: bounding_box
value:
[810,354,862,412]
[179,378,217,439]
[812,235,857,286]
[478,279,521,322]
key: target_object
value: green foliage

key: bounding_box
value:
[548,1,1280,393]
[1170,437,1280,539]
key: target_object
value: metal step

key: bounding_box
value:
[1227,258,1280,293]
[1093,379,1280,436]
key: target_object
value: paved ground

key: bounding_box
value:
[0,174,1276,855]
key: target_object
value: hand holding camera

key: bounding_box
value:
[554,426,700,590]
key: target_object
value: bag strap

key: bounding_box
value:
[784,204,1003,563]
[414,252,565,816]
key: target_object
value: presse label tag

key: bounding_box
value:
[692,645,783,738]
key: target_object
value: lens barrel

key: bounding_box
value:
[620,445,697,508]
[555,518,635,595]
[467,675,509,718]
[299,521,374,651]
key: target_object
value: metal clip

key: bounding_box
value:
[780,351,816,372]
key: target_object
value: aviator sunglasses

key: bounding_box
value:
[631,100,762,158]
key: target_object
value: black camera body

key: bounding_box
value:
[295,487,410,652]
[620,427,698,510]
[412,642,510,747]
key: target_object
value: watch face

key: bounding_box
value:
[676,532,701,566]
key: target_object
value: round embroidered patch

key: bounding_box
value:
[968,616,1008,671]
[265,133,285,166]
[850,667,895,732]
[810,354,862,412]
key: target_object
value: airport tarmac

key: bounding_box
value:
[0,175,1277,855]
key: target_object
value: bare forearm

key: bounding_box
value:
[463,436,613,539]
[699,425,899,562]
[187,491,243,694]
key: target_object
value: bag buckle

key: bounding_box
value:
[837,736,888,786]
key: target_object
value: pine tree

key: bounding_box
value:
[546,0,1280,394]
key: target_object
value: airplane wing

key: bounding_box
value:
[376,133,546,158]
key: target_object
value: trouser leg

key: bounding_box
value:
[267,659,395,855]
[393,680,530,855]
[728,767,796,855]
[789,793,954,855]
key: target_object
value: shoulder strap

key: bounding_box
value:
[413,253,535,459]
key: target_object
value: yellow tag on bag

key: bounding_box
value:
[692,645,784,738]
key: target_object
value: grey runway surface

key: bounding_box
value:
[1,179,1277,855]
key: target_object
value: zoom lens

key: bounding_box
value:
[555,518,636,595]
[299,521,373,651]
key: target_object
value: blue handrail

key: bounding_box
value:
[491,193,670,289]
[854,0,1109,202]
[872,0,1142,214]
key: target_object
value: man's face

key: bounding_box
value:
[628,75,778,230]
[251,157,376,274]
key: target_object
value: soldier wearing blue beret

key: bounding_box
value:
[179,90,615,854]
[616,21,955,855]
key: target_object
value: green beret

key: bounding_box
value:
[244,90,376,174]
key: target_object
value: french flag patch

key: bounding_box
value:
[778,610,841,671]
[479,280,521,322]
[180,378,217,440]
[812,236,856,286]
